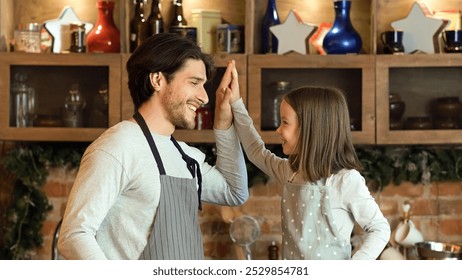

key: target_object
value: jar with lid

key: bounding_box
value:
[69,22,86,53]
[14,23,41,53]
[264,81,292,130]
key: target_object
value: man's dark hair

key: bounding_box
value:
[126,33,215,110]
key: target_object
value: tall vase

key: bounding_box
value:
[322,0,362,54]
[261,0,280,54]
[86,1,121,53]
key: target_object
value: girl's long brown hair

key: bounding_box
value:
[284,86,361,182]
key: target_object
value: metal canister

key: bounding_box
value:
[69,23,86,53]
[216,24,244,53]
[169,26,197,43]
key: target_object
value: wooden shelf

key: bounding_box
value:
[248,54,376,145]
[376,54,462,145]
[0,52,121,142]
[2,1,462,145]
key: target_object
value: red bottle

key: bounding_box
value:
[86,1,121,53]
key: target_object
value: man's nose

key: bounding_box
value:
[198,87,209,105]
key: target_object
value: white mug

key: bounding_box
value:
[394,220,424,247]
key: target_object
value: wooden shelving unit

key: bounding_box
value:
[1,0,462,145]
[248,54,376,145]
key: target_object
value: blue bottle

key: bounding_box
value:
[323,0,362,54]
[261,0,280,54]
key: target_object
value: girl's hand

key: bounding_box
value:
[214,60,240,129]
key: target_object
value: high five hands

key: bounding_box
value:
[214,60,240,130]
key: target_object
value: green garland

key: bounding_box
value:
[357,145,462,190]
[0,143,86,260]
[2,143,462,259]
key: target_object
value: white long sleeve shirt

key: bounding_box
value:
[58,121,248,259]
[231,98,390,260]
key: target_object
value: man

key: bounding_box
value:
[58,33,248,260]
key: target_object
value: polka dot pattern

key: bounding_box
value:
[281,183,351,260]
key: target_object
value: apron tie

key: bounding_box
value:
[171,137,202,211]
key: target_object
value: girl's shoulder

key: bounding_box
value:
[328,168,365,186]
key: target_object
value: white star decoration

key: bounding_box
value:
[391,2,447,54]
[44,6,93,53]
[270,10,316,55]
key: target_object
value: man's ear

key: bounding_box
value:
[149,72,162,91]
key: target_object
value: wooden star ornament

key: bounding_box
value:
[391,1,448,54]
[270,10,316,55]
[44,6,93,53]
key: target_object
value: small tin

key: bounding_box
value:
[169,26,197,43]
[216,24,244,53]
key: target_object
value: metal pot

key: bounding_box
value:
[415,241,462,260]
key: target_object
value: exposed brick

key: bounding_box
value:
[439,218,462,236]
[33,169,462,260]
[200,220,229,236]
[42,181,69,198]
[378,198,399,216]
[41,220,59,236]
[240,198,281,218]
[431,181,462,196]
[250,180,282,197]
[412,199,438,216]
[438,199,462,215]
[380,182,425,197]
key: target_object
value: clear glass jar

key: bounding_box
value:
[268,81,292,130]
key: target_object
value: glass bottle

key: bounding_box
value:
[261,0,280,54]
[147,0,164,36]
[268,81,291,130]
[170,0,187,28]
[63,83,86,128]
[130,0,148,52]
[91,83,109,128]
[11,73,37,127]
[322,0,362,54]
[268,241,279,260]
[86,1,121,53]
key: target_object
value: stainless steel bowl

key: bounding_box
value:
[416,241,462,260]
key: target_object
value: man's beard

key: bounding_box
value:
[162,88,196,130]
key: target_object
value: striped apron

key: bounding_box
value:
[134,112,203,260]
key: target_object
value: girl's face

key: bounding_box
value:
[276,100,299,155]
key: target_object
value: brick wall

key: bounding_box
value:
[35,167,462,260]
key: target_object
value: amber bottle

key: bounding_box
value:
[130,0,148,52]
[169,0,187,28]
[147,0,164,36]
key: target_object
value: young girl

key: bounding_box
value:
[220,68,390,260]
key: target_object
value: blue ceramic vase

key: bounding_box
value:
[323,0,362,54]
[261,0,280,54]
